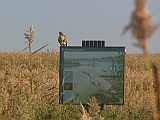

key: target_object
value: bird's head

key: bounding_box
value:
[59,31,64,35]
[82,71,92,79]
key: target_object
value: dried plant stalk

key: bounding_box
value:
[23,24,38,43]
[123,0,159,54]
[152,64,160,119]
[22,24,50,94]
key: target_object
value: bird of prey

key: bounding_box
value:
[58,32,67,46]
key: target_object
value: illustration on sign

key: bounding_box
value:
[60,47,125,105]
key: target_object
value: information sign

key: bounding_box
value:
[59,46,125,105]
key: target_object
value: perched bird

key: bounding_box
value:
[58,32,67,46]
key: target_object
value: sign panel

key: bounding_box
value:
[59,46,125,105]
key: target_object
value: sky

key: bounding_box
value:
[0,0,160,53]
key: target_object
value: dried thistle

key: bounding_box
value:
[88,97,104,120]
[123,0,159,54]
[88,96,100,117]
[80,97,104,120]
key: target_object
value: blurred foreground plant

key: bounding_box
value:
[123,0,159,54]
[152,65,160,119]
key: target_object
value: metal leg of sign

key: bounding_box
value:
[99,104,104,111]
[82,104,90,113]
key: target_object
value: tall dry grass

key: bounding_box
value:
[0,52,61,119]
[0,52,160,119]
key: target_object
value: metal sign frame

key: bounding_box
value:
[59,46,125,105]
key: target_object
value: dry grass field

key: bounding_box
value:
[0,0,159,119]
[0,52,160,120]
